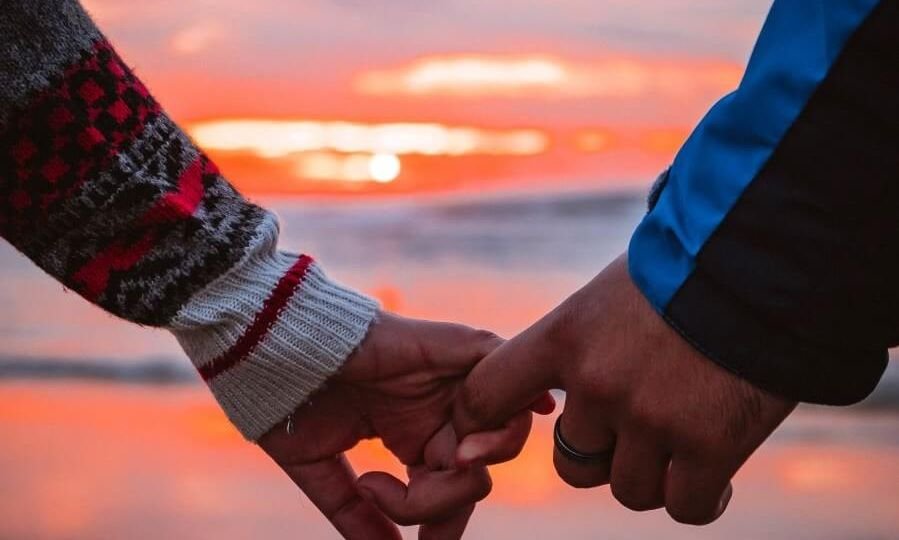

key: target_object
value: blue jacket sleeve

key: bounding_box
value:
[628,0,896,404]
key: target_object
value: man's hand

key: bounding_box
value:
[454,255,796,525]
[258,312,549,540]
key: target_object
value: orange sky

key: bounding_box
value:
[80,0,770,195]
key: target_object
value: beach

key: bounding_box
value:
[1,382,897,540]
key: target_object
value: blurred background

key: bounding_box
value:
[1,1,898,538]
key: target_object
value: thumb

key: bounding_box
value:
[454,324,559,438]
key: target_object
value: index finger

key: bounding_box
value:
[454,323,560,437]
[281,454,401,540]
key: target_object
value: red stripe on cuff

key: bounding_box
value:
[198,255,315,381]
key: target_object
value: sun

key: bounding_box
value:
[368,153,401,183]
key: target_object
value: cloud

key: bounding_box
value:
[357,56,568,96]
[355,54,742,99]
[170,21,226,55]
[188,119,549,157]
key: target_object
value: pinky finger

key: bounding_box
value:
[283,455,401,540]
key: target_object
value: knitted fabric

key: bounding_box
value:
[0,0,379,440]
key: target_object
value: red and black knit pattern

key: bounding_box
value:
[1,40,160,236]
[0,39,268,326]
[31,120,198,274]
[96,146,267,325]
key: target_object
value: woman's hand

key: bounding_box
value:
[258,312,552,539]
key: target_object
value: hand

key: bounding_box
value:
[454,254,796,525]
[258,312,550,539]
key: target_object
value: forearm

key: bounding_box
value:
[629,0,894,404]
[0,0,378,439]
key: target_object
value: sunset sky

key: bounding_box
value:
[81,0,772,195]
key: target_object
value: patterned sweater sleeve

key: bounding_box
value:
[0,0,380,440]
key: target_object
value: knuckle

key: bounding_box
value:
[699,437,731,460]
[541,302,588,359]
[667,422,718,457]
[611,480,660,512]
[682,430,728,460]
[572,360,601,391]
[458,383,490,424]
[568,362,612,404]
[329,494,370,523]
[554,454,608,489]
[391,512,420,528]
[453,325,503,352]
[559,471,600,489]
[473,328,502,345]
[473,471,494,501]
[665,503,718,526]
[628,400,669,437]
[542,314,571,351]
[490,443,521,465]
[393,501,432,527]
[567,355,620,405]
[386,499,429,527]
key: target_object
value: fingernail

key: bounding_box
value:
[538,393,557,415]
[716,485,733,516]
[456,441,484,467]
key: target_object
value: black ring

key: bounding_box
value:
[553,415,615,465]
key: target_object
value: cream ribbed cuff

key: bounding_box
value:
[169,222,379,440]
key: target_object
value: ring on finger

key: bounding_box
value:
[553,415,615,465]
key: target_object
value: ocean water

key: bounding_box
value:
[0,189,643,365]
[1,190,896,404]
[1,190,898,539]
